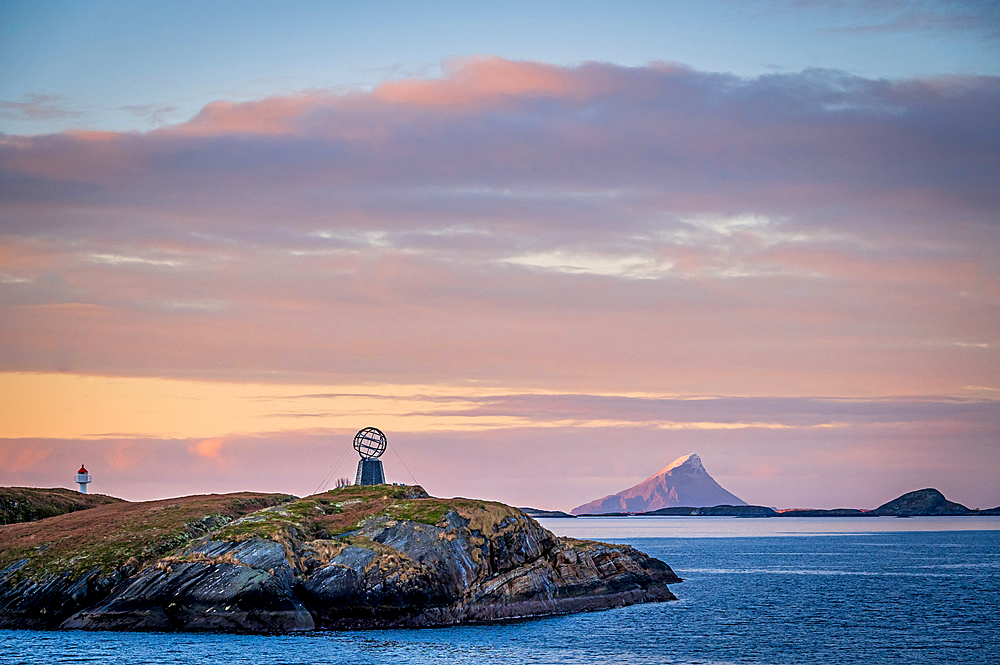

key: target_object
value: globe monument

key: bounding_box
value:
[353,426,387,486]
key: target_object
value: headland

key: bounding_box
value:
[0,485,680,632]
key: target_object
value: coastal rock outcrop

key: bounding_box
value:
[61,539,315,632]
[0,492,294,630]
[0,486,680,632]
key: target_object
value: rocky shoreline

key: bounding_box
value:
[0,486,680,632]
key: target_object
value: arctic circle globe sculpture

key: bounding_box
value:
[353,427,387,460]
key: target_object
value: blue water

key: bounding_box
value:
[2,518,998,665]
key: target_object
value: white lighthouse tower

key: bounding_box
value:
[76,464,92,493]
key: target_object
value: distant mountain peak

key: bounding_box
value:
[571,453,746,515]
[658,453,704,475]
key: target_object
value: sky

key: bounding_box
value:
[1,0,998,510]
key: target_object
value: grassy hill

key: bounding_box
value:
[0,487,125,525]
[0,491,294,579]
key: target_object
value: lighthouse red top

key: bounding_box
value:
[78,464,88,474]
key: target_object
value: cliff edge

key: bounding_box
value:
[0,485,679,632]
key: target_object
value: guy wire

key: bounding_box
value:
[313,445,350,495]
[387,440,418,485]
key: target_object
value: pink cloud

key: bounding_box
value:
[190,437,225,459]
[373,57,582,107]
[177,93,337,136]
[10,444,52,472]
[2,59,995,220]
[1,60,998,506]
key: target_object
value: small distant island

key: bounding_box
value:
[549,453,1000,519]
[564,488,1000,518]
[0,485,680,633]
[518,507,576,519]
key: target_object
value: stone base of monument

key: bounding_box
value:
[355,458,385,486]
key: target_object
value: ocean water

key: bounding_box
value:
[2,517,998,665]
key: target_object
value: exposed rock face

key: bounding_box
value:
[572,454,746,515]
[0,492,295,630]
[62,540,315,632]
[0,486,680,632]
[0,561,137,630]
[872,488,974,516]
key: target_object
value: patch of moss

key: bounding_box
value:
[213,514,298,542]
[385,500,450,527]
[285,497,342,519]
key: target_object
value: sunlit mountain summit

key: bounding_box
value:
[571,453,746,515]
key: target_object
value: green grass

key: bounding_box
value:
[385,500,450,526]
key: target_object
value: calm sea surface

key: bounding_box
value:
[2,517,998,665]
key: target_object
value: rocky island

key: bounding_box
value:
[0,485,680,632]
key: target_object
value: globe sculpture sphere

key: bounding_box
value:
[353,427,387,459]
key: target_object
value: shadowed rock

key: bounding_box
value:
[62,539,314,632]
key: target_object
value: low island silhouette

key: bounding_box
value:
[520,452,1000,518]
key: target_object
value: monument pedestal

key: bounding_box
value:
[355,458,385,486]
